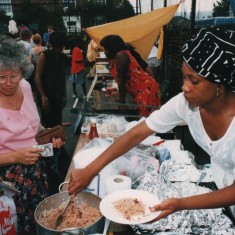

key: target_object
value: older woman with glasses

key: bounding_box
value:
[0,35,64,235]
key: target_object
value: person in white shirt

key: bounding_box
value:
[17,29,34,81]
[68,28,235,220]
[17,29,33,56]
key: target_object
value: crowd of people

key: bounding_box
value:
[1,22,235,235]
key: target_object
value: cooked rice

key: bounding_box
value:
[38,198,102,231]
[113,198,145,220]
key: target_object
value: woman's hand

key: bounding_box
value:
[15,147,43,165]
[41,98,50,113]
[150,198,181,221]
[68,168,92,195]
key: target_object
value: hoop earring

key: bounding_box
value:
[216,85,223,97]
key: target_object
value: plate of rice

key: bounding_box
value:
[100,189,161,224]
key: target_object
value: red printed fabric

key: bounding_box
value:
[111,50,161,116]
[71,47,85,74]
[0,162,48,234]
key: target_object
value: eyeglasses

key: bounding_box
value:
[0,73,22,84]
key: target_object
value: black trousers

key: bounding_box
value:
[44,147,71,195]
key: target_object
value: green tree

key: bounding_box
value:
[13,0,65,34]
[212,0,230,17]
[0,9,11,25]
[77,0,135,28]
[0,10,10,34]
[105,0,135,22]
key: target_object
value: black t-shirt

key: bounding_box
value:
[41,50,67,108]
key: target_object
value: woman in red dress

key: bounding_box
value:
[100,35,160,116]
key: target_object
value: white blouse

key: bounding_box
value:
[146,92,235,190]
[146,92,235,216]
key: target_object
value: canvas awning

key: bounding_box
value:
[85,3,180,60]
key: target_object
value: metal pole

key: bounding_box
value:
[164,0,167,7]
[163,0,167,82]
[139,0,141,14]
[136,0,139,15]
[68,0,71,36]
[151,0,153,11]
[191,0,196,36]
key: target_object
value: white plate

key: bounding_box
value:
[100,189,161,225]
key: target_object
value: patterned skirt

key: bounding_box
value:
[0,159,49,234]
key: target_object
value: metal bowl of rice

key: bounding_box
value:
[34,191,104,235]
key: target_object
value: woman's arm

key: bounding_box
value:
[115,51,130,103]
[151,181,235,220]
[35,52,49,111]
[29,52,33,64]
[68,120,154,194]
[35,52,46,98]
[0,148,43,167]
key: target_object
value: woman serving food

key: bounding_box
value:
[68,28,235,220]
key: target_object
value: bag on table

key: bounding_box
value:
[0,194,17,235]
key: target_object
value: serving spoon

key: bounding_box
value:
[55,196,72,229]
[54,181,73,229]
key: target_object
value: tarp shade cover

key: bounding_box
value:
[85,3,180,60]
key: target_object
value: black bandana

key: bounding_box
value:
[182,28,235,91]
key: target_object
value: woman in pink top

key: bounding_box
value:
[0,35,64,235]
[70,40,87,98]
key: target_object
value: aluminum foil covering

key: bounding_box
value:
[159,161,213,183]
[131,168,235,235]
[136,144,160,158]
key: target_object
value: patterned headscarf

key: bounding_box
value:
[182,28,235,91]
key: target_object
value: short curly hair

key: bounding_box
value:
[0,35,30,76]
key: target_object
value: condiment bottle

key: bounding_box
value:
[89,118,99,140]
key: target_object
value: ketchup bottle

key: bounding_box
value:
[89,118,99,140]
